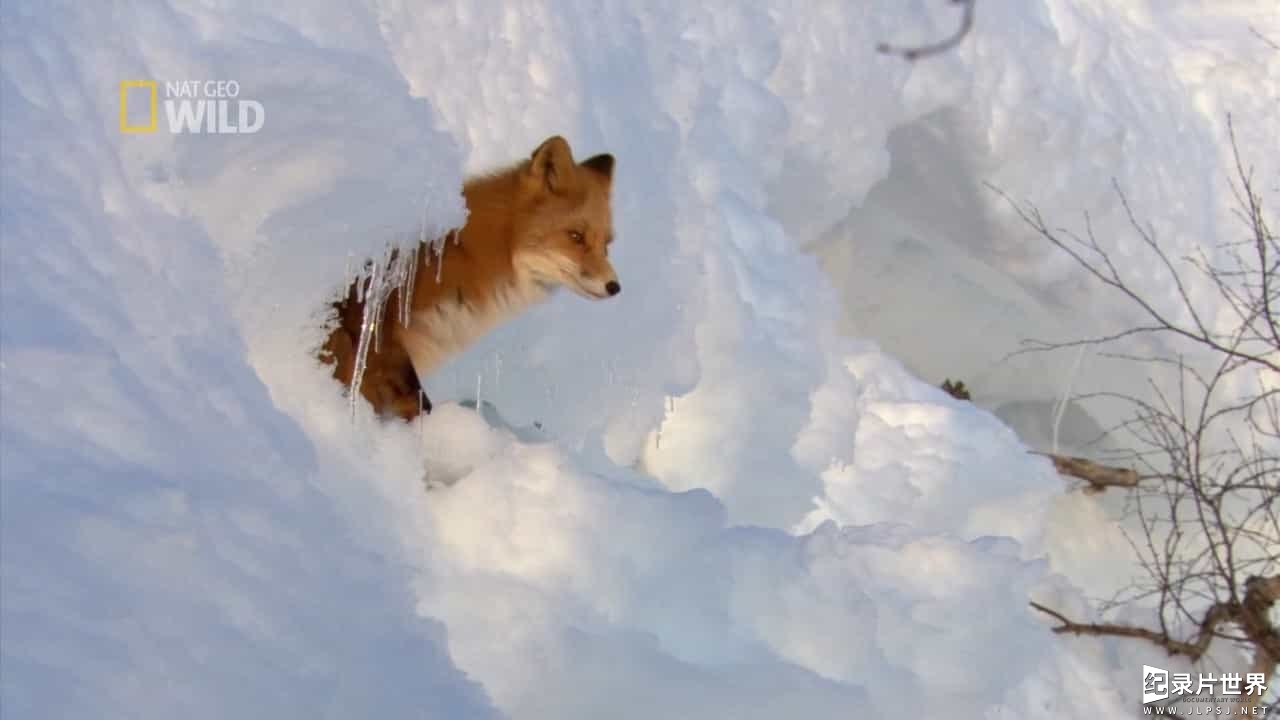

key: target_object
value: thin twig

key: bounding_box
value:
[877,0,977,61]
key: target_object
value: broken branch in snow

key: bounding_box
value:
[1032,451,1141,494]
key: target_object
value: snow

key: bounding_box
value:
[2,1,1275,718]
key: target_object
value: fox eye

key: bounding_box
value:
[568,230,586,245]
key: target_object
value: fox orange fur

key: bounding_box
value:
[320,135,620,421]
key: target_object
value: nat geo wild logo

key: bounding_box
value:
[119,79,265,134]
[1142,665,1271,715]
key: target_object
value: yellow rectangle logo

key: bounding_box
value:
[119,80,157,133]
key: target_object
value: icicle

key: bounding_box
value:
[475,373,483,416]
[397,242,419,330]
[1052,345,1088,455]
[374,245,395,355]
[349,260,382,419]
[406,212,433,327]
[434,236,445,284]
[348,239,421,420]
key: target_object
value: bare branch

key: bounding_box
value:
[985,181,1280,374]
[1251,26,1280,52]
[1014,118,1278,697]
[877,0,976,62]
[1031,575,1278,663]
[1028,601,1228,660]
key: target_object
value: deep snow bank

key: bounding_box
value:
[3,1,1274,718]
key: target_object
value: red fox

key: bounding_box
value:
[320,135,620,421]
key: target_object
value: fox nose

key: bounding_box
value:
[605,280,621,296]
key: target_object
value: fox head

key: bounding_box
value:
[509,136,620,300]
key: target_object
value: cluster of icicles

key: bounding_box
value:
[346,227,461,418]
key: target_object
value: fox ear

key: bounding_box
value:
[528,135,575,194]
[580,153,614,181]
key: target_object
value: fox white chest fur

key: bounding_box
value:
[396,272,548,379]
